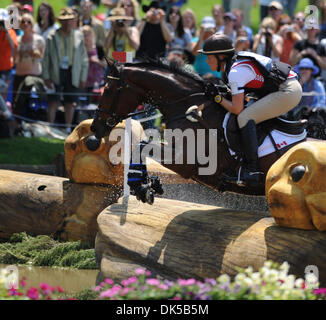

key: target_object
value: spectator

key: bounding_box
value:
[234,36,251,52]
[284,0,298,19]
[252,17,283,61]
[287,58,325,118]
[268,1,283,22]
[12,13,45,111]
[34,2,60,41]
[105,7,139,60]
[275,14,302,64]
[259,0,274,22]
[71,5,81,29]
[82,25,106,102]
[182,8,197,38]
[136,1,173,60]
[192,16,221,78]
[293,11,306,39]
[117,0,139,27]
[289,23,326,75]
[80,0,106,60]
[0,8,17,104]
[212,4,224,32]
[166,5,191,51]
[232,8,254,45]
[42,7,89,133]
[22,4,33,15]
[218,12,237,44]
[230,0,256,28]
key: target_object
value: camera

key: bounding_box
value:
[287,26,294,33]
[116,19,125,27]
[264,31,271,37]
[153,9,159,15]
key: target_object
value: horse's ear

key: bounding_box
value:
[104,56,116,68]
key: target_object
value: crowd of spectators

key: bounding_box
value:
[0,0,326,138]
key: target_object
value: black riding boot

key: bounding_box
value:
[225,120,264,187]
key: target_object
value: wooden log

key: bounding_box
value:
[0,170,121,245]
[96,196,326,285]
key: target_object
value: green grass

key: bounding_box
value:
[2,0,310,32]
[0,136,64,165]
[0,232,97,269]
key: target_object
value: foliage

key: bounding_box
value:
[1,260,326,300]
[0,233,97,269]
[0,137,64,165]
[94,261,323,300]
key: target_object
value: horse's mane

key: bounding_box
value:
[124,57,205,86]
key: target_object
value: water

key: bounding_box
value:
[0,264,98,294]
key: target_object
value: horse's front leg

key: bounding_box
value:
[127,141,164,204]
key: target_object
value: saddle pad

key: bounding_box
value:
[222,113,307,158]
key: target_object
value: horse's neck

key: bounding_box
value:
[135,68,203,118]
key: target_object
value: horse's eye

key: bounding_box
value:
[290,165,306,182]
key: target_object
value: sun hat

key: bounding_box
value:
[200,16,216,29]
[107,8,133,21]
[142,1,166,13]
[294,58,320,76]
[58,7,75,20]
[223,12,236,21]
[269,1,283,10]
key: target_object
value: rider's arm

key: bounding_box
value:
[220,93,244,115]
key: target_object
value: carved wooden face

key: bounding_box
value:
[64,119,144,186]
[266,141,326,231]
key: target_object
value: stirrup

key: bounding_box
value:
[223,166,264,187]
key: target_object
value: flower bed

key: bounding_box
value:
[0,261,325,300]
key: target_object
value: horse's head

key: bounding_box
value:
[90,58,142,139]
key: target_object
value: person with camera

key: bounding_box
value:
[275,15,302,64]
[252,17,283,61]
[105,7,140,60]
[0,8,18,105]
[136,1,173,59]
[199,33,302,187]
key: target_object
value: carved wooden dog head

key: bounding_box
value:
[266,141,326,231]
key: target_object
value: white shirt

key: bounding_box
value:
[228,60,256,94]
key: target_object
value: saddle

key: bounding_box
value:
[223,113,307,157]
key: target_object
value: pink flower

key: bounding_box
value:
[55,286,64,293]
[8,287,18,296]
[40,283,53,295]
[145,270,152,276]
[93,286,102,292]
[120,288,132,296]
[146,278,160,286]
[135,268,146,275]
[105,278,114,285]
[27,288,39,300]
[178,279,196,286]
[172,296,181,300]
[20,277,27,288]
[100,285,121,298]
[121,277,138,286]
[314,288,326,295]
[158,284,169,290]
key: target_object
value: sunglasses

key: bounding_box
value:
[295,17,305,21]
[279,21,290,25]
[21,20,32,24]
[170,11,180,14]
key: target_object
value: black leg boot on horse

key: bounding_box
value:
[224,120,264,187]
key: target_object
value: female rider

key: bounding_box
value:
[198,33,302,187]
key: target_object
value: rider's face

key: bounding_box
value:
[206,55,218,71]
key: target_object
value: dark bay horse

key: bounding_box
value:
[90,58,305,196]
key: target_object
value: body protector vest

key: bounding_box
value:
[234,51,292,97]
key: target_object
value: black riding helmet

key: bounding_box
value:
[198,34,235,73]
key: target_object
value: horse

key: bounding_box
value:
[90,58,307,198]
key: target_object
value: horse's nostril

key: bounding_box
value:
[85,135,101,151]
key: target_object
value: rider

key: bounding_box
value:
[198,33,302,186]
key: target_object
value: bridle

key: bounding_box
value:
[94,63,207,131]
